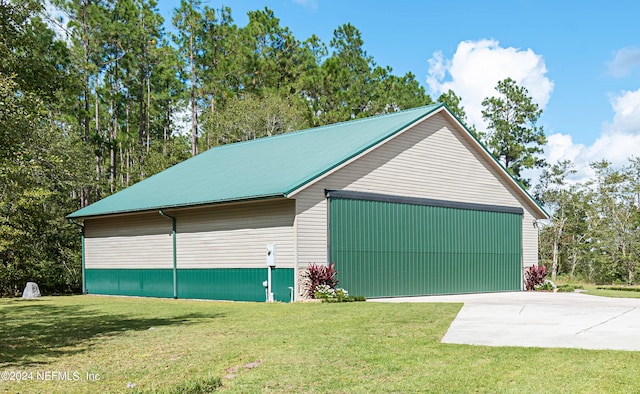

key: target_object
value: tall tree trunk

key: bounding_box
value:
[207,95,215,149]
[138,71,145,146]
[109,116,116,193]
[138,12,146,147]
[109,81,117,193]
[569,242,579,279]
[94,90,101,200]
[190,24,198,156]
[146,72,151,154]
[109,92,115,194]
[119,140,124,185]
[623,244,633,285]
[81,0,90,142]
[80,0,91,207]
[164,81,170,143]
[551,222,563,281]
[164,111,168,141]
[124,104,130,185]
[83,77,90,141]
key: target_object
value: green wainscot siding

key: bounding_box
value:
[177,268,294,302]
[85,268,294,302]
[85,269,174,298]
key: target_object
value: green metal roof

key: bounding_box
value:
[68,104,444,219]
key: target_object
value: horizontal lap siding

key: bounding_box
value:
[295,112,540,268]
[522,212,538,269]
[85,213,173,269]
[176,199,295,269]
[84,199,295,270]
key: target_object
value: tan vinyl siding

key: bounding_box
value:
[295,112,541,268]
[522,212,539,269]
[175,199,295,269]
[84,199,295,270]
[85,213,173,269]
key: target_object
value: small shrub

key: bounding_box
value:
[534,279,556,291]
[556,284,584,292]
[314,285,365,303]
[315,285,347,300]
[303,263,338,298]
[334,288,349,300]
[322,296,366,303]
[525,265,547,291]
[323,298,349,303]
[596,286,640,292]
[314,284,337,299]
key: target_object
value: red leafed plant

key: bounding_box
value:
[304,262,338,298]
[525,265,547,291]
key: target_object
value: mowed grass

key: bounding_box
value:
[2,296,640,393]
[554,276,640,299]
[585,286,640,299]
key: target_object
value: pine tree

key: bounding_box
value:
[481,78,546,186]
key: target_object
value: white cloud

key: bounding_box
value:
[44,0,70,43]
[541,87,640,183]
[608,47,640,78]
[292,0,318,11]
[425,39,640,185]
[426,51,448,83]
[607,89,640,134]
[427,39,554,133]
[545,133,584,165]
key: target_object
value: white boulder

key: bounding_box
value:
[22,282,41,298]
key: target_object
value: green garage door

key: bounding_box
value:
[328,191,523,298]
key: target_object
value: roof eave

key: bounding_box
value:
[66,193,288,220]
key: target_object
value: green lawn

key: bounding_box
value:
[584,286,640,299]
[553,277,640,299]
[2,296,640,393]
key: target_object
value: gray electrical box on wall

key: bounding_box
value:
[267,244,276,267]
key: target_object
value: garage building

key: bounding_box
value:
[67,104,548,301]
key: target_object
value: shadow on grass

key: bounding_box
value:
[0,298,225,368]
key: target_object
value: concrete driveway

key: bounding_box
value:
[372,292,640,351]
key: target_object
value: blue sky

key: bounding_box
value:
[158,1,640,181]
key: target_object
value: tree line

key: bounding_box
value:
[536,160,640,284]
[0,0,637,295]
[1,0,436,295]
